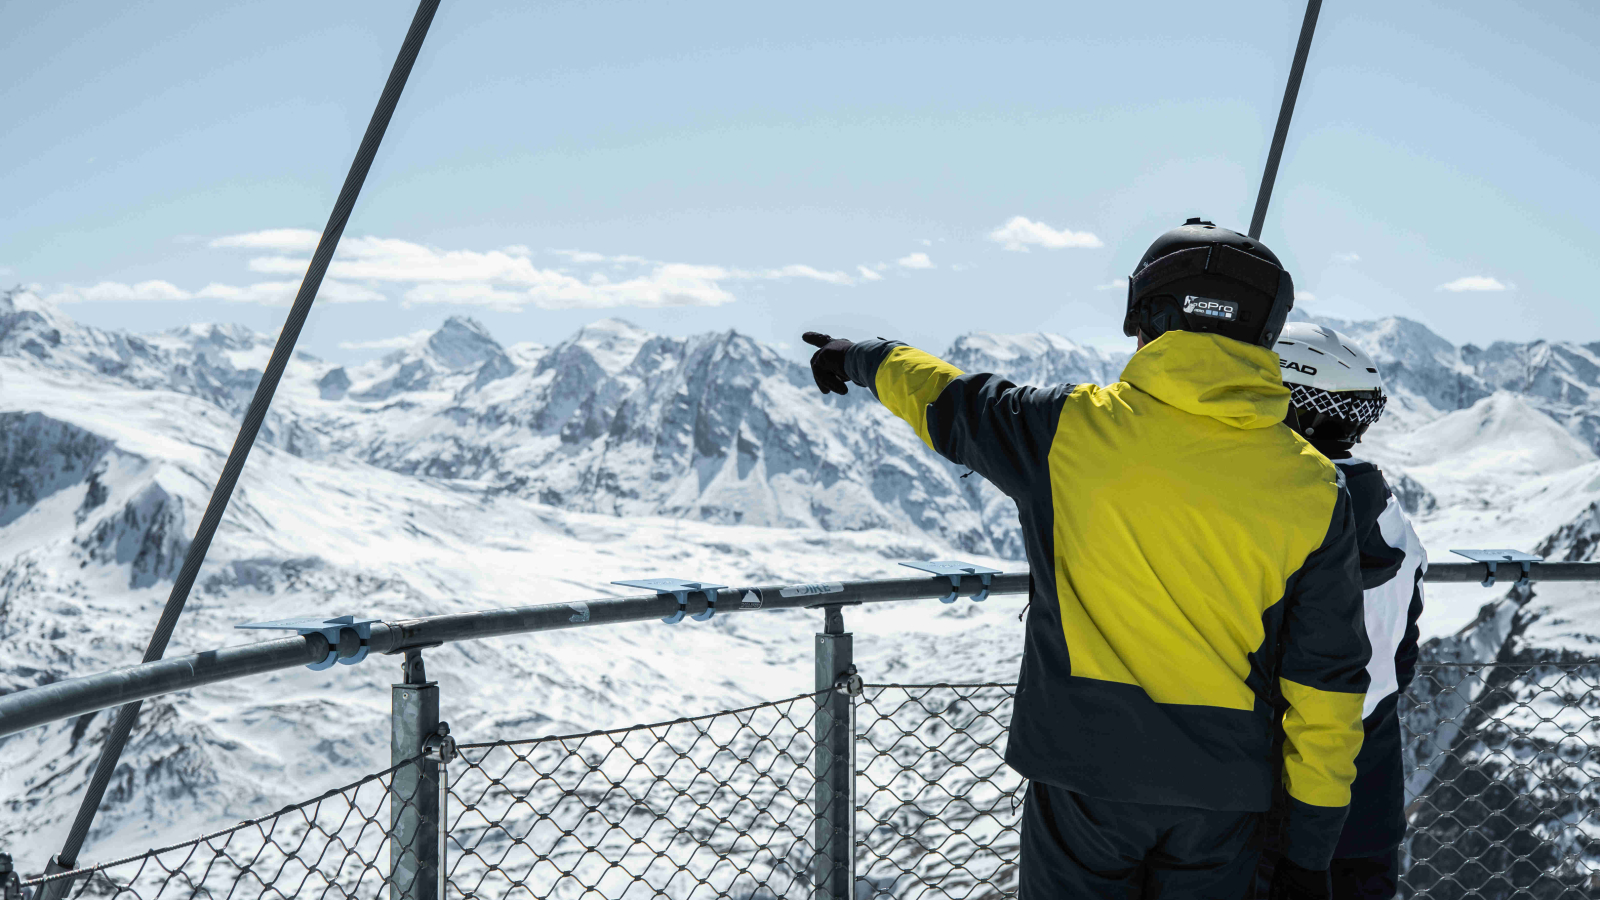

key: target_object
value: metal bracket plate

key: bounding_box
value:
[1451,549,1543,588]
[900,561,1004,603]
[612,578,728,624]
[236,616,382,670]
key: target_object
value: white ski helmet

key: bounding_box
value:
[1274,322,1387,449]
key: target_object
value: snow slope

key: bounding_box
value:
[3,290,1600,875]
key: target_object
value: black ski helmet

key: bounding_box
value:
[1123,218,1296,348]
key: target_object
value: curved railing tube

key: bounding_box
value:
[0,574,1023,739]
[2,562,1596,740]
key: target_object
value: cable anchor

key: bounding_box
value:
[1451,549,1542,589]
[235,616,382,670]
[900,561,1003,603]
[612,578,729,624]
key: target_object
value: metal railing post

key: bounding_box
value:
[391,648,442,900]
[814,606,858,900]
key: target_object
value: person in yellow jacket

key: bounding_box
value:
[803,219,1370,900]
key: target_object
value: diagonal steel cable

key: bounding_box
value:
[1248,0,1323,240]
[42,0,444,885]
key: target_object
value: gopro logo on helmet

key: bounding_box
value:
[1183,295,1238,321]
[1282,360,1318,376]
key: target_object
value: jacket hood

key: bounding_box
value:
[1120,331,1289,429]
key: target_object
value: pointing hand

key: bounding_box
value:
[803,331,854,395]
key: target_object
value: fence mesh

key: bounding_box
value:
[855,684,1020,900]
[1401,661,1600,900]
[18,756,437,900]
[445,691,826,900]
[21,663,1600,900]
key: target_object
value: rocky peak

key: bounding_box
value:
[425,316,505,372]
[945,331,1128,388]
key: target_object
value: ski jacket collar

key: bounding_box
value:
[1120,331,1289,430]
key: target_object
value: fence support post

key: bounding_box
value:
[814,606,857,900]
[391,648,441,900]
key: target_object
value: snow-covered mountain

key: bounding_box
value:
[4,288,1600,885]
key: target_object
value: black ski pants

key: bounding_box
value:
[1018,781,1262,900]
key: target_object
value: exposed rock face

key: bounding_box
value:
[74,482,189,589]
[0,412,114,527]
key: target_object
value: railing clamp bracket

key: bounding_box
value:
[834,664,864,697]
[236,616,382,671]
[900,561,1003,603]
[423,722,458,763]
[1451,549,1542,588]
[612,578,728,624]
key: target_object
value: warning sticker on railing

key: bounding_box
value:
[778,582,844,598]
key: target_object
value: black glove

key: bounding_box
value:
[1268,858,1332,900]
[803,332,854,395]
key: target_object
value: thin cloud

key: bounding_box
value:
[857,266,884,282]
[897,252,934,270]
[758,264,853,286]
[338,330,430,351]
[1332,252,1361,264]
[1438,276,1512,292]
[989,216,1103,252]
[1295,290,1316,304]
[209,228,320,252]
[212,230,867,310]
[549,249,608,264]
[1094,278,1128,291]
[42,278,383,306]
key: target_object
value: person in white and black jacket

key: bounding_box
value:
[1257,322,1428,900]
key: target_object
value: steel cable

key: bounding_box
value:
[46,0,443,881]
[1249,0,1323,240]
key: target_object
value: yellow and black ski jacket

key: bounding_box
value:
[844,330,1370,870]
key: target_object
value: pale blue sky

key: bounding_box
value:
[3,0,1595,363]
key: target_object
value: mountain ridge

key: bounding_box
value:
[6,290,1600,877]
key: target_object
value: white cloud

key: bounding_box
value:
[1438,275,1512,292]
[550,248,608,264]
[43,278,384,306]
[989,216,1103,252]
[65,229,910,315]
[218,231,866,308]
[1295,290,1316,304]
[395,265,738,312]
[756,264,850,285]
[1332,252,1361,264]
[338,330,430,351]
[1094,278,1128,291]
[210,228,321,252]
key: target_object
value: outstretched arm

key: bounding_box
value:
[804,332,1073,498]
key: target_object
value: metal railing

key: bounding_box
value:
[18,657,1600,900]
[7,559,1600,899]
[0,559,1587,743]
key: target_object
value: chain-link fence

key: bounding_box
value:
[855,684,1020,900]
[17,755,438,900]
[20,663,1600,900]
[445,691,827,900]
[1402,661,1600,900]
